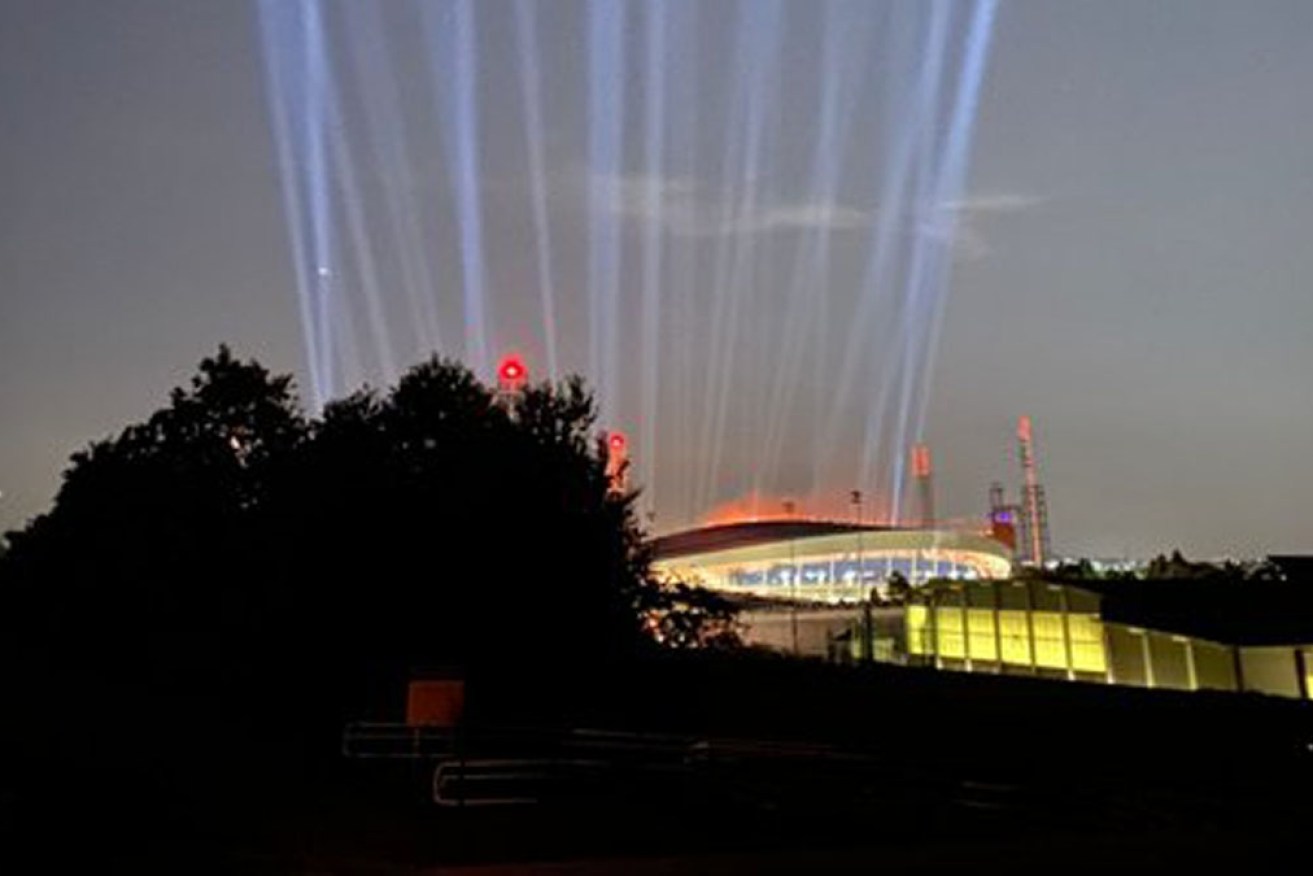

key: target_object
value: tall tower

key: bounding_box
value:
[912,444,935,528]
[605,431,629,494]
[1016,416,1051,566]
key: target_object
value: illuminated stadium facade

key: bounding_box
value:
[651,520,1013,603]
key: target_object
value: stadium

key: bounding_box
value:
[650,519,1014,603]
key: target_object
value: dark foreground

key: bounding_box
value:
[5,653,1312,872]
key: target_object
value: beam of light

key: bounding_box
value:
[513,0,560,384]
[721,0,785,516]
[253,0,338,408]
[586,0,627,420]
[302,0,336,401]
[822,0,952,517]
[693,39,745,514]
[330,263,365,395]
[908,0,1000,445]
[886,120,950,522]
[856,330,905,509]
[342,1,444,361]
[883,0,999,521]
[253,2,999,533]
[696,0,783,517]
[665,1,700,525]
[694,3,752,516]
[758,0,871,497]
[327,104,399,384]
[886,0,965,523]
[638,1,668,520]
[423,0,490,376]
[719,0,782,504]
[254,0,323,407]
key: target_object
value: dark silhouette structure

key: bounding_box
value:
[0,347,734,858]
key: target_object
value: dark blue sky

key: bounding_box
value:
[3,1,1311,558]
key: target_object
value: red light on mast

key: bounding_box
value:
[605,430,629,492]
[1017,415,1033,443]
[912,444,933,478]
[497,354,528,392]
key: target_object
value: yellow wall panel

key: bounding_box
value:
[1031,611,1067,670]
[935,607,966,659]
[906,605,931,655]
[998,610,1031,666]
[966,608,998,661]
[1067,614,1107,674]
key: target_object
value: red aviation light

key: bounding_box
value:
[912,444,933,478]
[497,354,528,391]
[608,432,627,453]
[1017,415,1033,443]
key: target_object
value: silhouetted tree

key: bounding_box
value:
[0,348,735,803]
[885,570,912,604]
[643,574,741,649]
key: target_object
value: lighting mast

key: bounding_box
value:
[912,444,935,529]
[1017,415,1051,567]
[605,431,629,495]
[496,353,528,407]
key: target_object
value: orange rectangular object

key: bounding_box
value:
[406,679,466,727]
[991,521,1017,550]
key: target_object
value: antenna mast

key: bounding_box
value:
[1017,416,1051,566]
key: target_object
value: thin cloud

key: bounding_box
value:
[585,174,1039,254]
[942,192,1045,214]
[587,171,870,238]
[719,203,869,236]
[935,192,1044,260]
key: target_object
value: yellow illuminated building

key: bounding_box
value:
[906,579,1313,701]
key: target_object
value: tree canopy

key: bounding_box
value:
[0,348,735,745]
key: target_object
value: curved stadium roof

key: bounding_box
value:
[652,519,890,560]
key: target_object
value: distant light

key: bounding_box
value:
[497,354,528,389]
[608,432,627,451]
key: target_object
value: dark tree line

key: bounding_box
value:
[0,348,735,795]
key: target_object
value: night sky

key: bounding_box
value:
[3,1,1311,559]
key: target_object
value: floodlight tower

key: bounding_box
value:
[912,444,935,528]
[605,431,629,494]
[1017,416,1051,567]
[496,353,528,407]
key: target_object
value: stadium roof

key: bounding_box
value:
[651,519,894,560]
